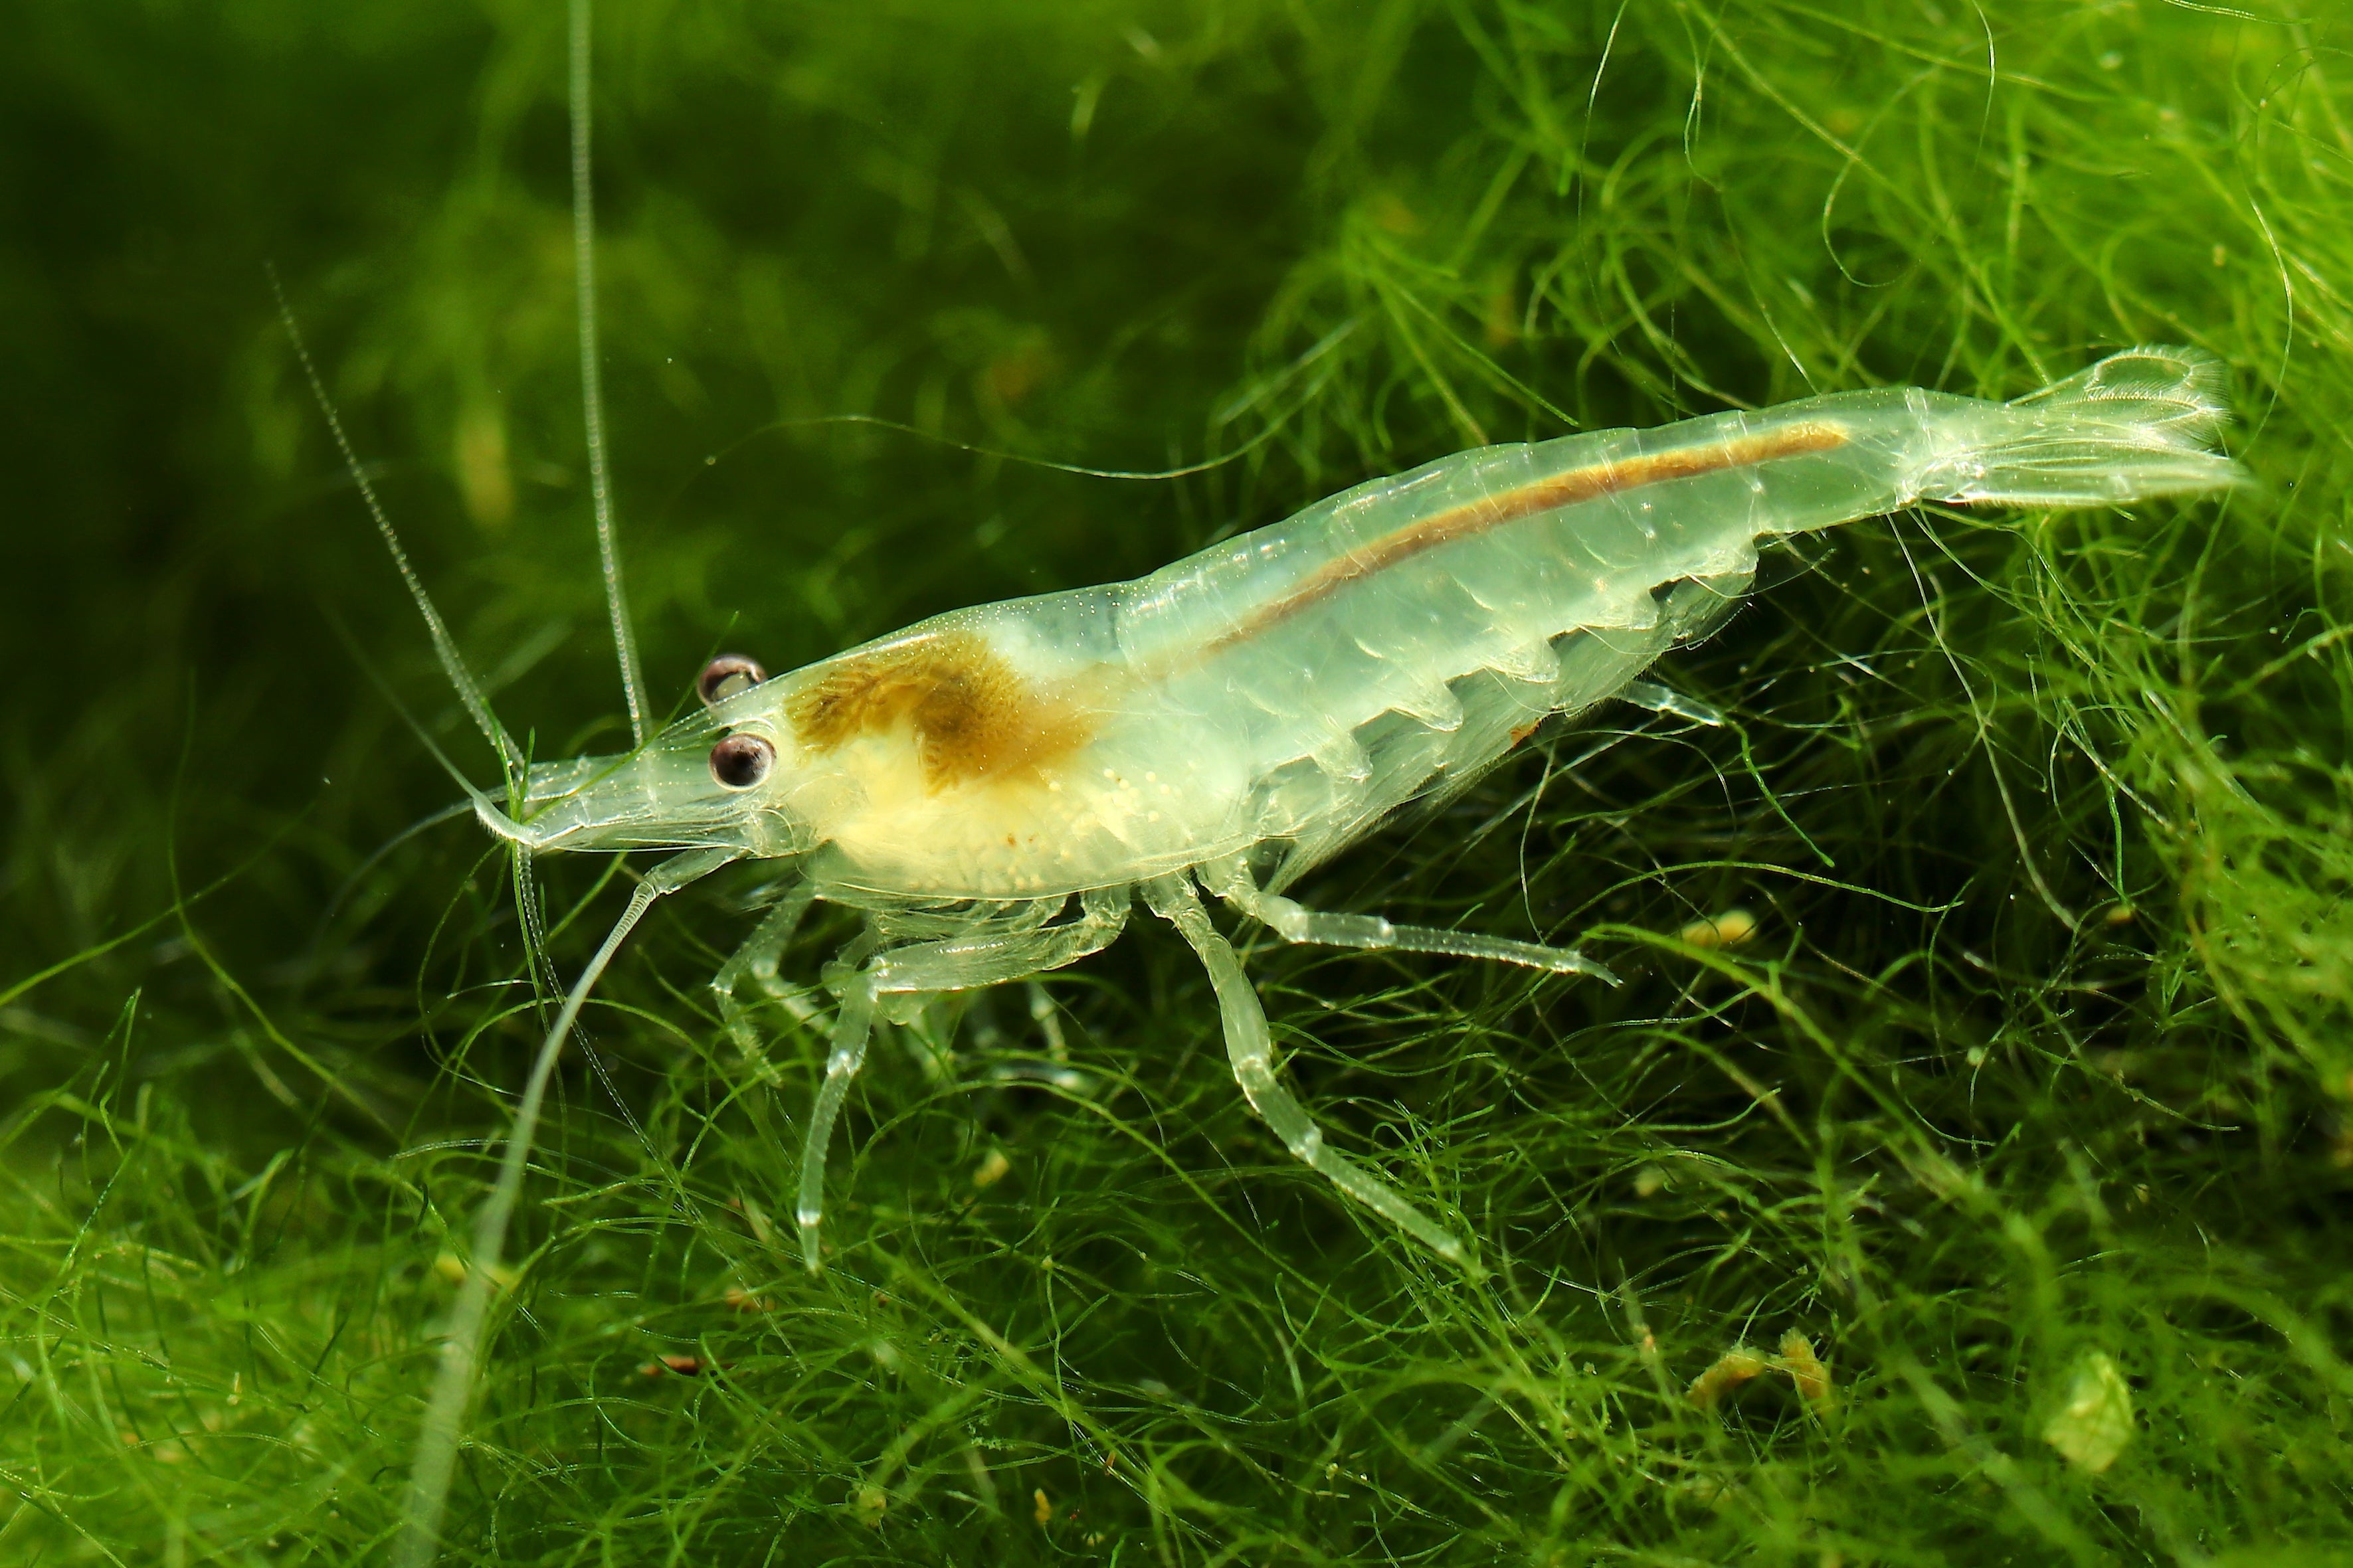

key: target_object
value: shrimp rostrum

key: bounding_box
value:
[449,347,2250,1275]
[328,333,2241,1559]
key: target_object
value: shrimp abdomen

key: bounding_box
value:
[1104,349,2241,869]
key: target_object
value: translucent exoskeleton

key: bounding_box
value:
[303,12,2245,1564]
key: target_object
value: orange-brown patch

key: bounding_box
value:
[1778,1332,1834,1413]
[787,629,1092,790]
[1213,421,1849,652]
[1685,1348,1769,1410]
[640,1354,717,1377]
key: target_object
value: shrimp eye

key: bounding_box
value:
[698,653,767,707]
[708,733,774,790]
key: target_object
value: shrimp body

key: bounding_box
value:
[365,334,2239,1565]
[314,43,2246,1548]
[463,343,2247,1283]
[518,351,2243,918]
[358,342,2243,1302]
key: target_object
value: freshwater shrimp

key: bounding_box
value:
[330,319,2240,1559]
[308,29,2240,1568]
[485,343,2246,1264]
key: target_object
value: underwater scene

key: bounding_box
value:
[3,1,2349,1561]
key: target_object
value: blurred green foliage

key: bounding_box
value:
[3,0,2351,1562]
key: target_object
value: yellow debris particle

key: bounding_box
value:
[1778,1332,1834,1414]
[1368,191,1421,234]
[1633,1164,1668,1198]
[2043,1351,2134,1473]
[853,1483,888,1528]
[982,339,1055,408]
[1686,1332,1835,1413]
[1033,1487,1053,1525]
[638,1353,713,1377]
[1483,274,1519,349]
[1685,1348,1769,1409]
[1679,908,1758,948]
[431,1254,517,1290]
[973,1149,1012,1189]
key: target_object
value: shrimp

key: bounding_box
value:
[329,323,2242,1560]
[376,335,2251,1278]
[302,23,2241,1565]
[504,344,2237,1249]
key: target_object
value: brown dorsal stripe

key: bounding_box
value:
[1210,420,1847,653]
[786,628,1093,791]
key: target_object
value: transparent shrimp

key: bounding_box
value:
[297,17,2245,1559]
[337,335,2243,1559]
[481,339,2242,1274]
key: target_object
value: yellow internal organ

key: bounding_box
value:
[787,628,1095,790]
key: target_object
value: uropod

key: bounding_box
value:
[316,19,2246,1566]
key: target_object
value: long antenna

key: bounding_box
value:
[570,0,651,750]
[269,267,526,789]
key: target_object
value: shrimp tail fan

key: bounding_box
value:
[1917,345,2247,508]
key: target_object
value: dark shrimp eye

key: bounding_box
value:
[708,733,775,790]
[698,653,767,707]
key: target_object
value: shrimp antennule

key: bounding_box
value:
[268,268,526,796]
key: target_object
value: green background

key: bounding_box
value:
[3,0,2350,1561]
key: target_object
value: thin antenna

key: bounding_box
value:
[570,0,651,750]
[269,266,526,788]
